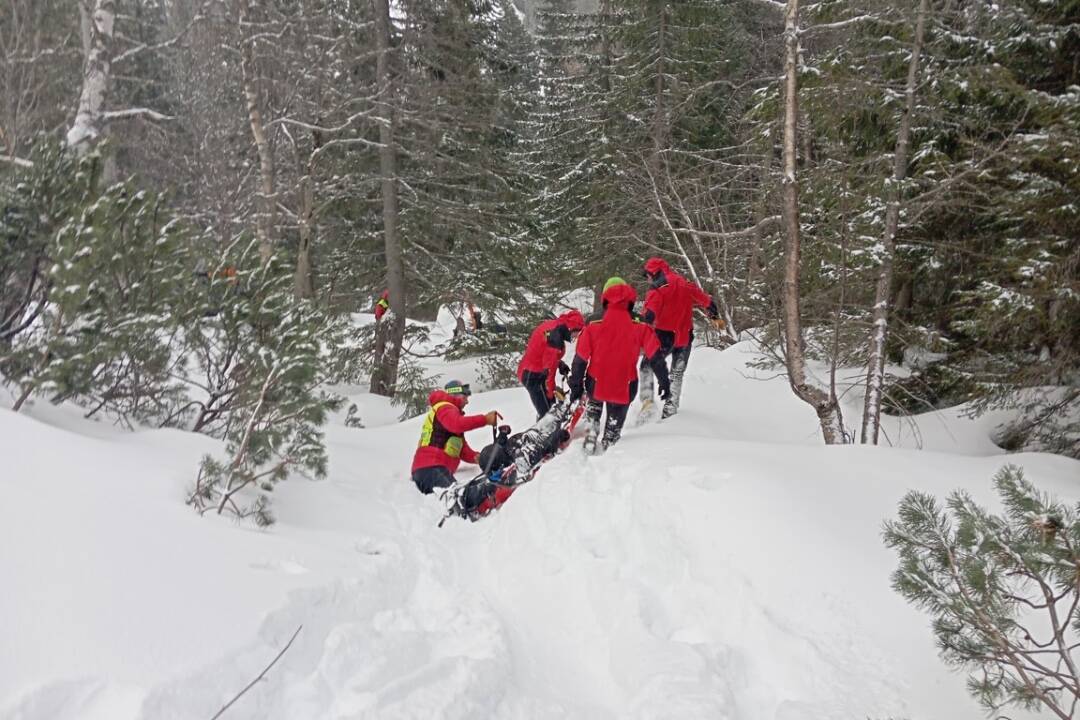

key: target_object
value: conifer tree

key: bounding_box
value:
[885,465,1080,718]
[186,251,344,525]
[2,143,195,421]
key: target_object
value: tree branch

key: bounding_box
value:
[0,154,34,168]
[103,107,174,122]
[209,625,303,720]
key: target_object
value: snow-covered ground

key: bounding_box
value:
[3,337,1077,720]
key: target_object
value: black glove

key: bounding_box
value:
[568,381,583,403]
[558,361,570,377]
[706,299,720,321]
[658,381,671,401]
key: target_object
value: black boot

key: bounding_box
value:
[582,400,603,456]
[664,345,690,418]
[601,413,623,450]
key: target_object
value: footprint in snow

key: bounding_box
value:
[250,558,309,575]
[665,466,731,490]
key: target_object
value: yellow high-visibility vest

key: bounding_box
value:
[418,401,464,457]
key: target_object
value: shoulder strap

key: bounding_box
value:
[431,401,454,413]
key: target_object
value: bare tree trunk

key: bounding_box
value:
[293,164,315,299]
[369,0,406,397]
[293,130,322,300]
[67,0,115,154]
[861,0,929,444]
[780,0,805,389]
[798,105,814,169]
[599,0,612,95]
[238,0,275,267]
[893,275,913,317]
[650,1,668,169]
[780,0,847,444]
[748,146,773,300]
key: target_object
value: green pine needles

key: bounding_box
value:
[186,255,345,525]
[2,143,192,421]
[884,466,1080,719]
[1,140,346,526]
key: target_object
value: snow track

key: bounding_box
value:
[3,341,1076,719]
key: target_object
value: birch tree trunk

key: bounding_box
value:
[860,0,930,444]
[66,0,115,155]
[780,0,847,445]
[238,0,276,267]
[369,0,406,397]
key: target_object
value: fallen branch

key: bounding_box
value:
[209,625,303,720]
[103,107,175,122]
[0,154,33,168]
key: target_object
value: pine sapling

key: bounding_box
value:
[884,465,1080,719]
[186,258,343,525]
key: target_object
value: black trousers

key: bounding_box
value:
[412,465,493,511]
[412,465,456,494]
[521,369,552,419]
[639,329,692,405]
[584,378,636,449]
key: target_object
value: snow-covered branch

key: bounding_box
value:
[800,14,882,34]
[746,0,786,11]
[0,155,34,168]
[111,2,215,66]
[102,107,174,122]
[267,108,378,135]
[668,215,782,241]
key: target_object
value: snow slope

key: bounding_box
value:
[2,341,1077,720]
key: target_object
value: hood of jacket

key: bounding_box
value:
[558,309,586,332]
[427,389,466,410]
[643,257,672,276]
[601,282,638,310]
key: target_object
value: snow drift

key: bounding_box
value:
[2,341,1077,720]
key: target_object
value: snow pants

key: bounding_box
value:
[412,466,493,510]
[520,369,552,420]
[584,378,636,451]
[638,329,692,414]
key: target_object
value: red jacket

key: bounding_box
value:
[642,258,714,347]
[517,310,585,397]
[410,390,485,473]
[572,284,661,404]
[374,290,390,322]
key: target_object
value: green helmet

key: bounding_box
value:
[603,276,627,292]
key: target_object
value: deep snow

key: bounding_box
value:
[2,337,1077,720]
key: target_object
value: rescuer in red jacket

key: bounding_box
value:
[373,289,390,322]
[517,309,586,419]
[639,257,721,418]
[411,381,500,505]
[567,278,671,454]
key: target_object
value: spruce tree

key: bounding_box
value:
[882,0,1079,453]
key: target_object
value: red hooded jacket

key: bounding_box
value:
[374,290,390,322]
[572,283,662,404]
[517,310,586,397]
[642,258,714,347]
[410,390,486,473]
